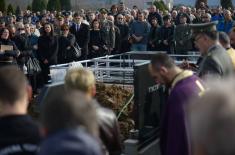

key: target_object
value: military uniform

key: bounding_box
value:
[174,24,192,54]
[54,16,64,36]
[190,21,234,78]
[198,44,234,77]
[99,8,115,54]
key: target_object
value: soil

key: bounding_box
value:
[29,83,135,141]
[95,83,135,140]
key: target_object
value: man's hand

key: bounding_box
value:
[163,40,168,45]
[92,45,99,50]
[33,45,38,50]
[43,59,48,64]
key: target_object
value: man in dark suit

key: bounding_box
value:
[191,21,234,78]
[70,12,90,60]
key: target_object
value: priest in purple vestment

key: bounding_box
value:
[149,53,206,155]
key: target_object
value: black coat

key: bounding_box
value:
[38,35,58,65]
[148,12,163,26]
[100,20,116,49]
[0,115,41,155]
[157,25,175,53]
[58,33,76,64]
[116,23,130,53]
[70,23,90,58]
[89,29,107,58]
[11,34,33,67]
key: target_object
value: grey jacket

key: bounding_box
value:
[198,44,234,78]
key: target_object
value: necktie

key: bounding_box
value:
[76,24,80,32]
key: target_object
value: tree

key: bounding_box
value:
[0,0,6,13]
[7,4,14,15]
[40,0,47,11]
[47,0,61,11]
[27,5,32,11]
[195,0,208,9]
[32,0,47,12]
[221,0,233,9]
[153,0,168,12]
[15,5,21,16]
[60,0,71,11]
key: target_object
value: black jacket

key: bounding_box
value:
[148,12,163,26]
[38,35,58,65]
[11,34,33,67]
[93,100,122,155]
[58,33,76,64]
[0,115,41,155]
[70,23,90,57]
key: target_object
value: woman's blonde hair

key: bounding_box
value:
[65,68,95,94]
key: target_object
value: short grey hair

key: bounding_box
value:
[219,31,230,45]
[188,79,235,155]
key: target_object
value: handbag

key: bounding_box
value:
[26,57,42,75]
[67,42,82,61]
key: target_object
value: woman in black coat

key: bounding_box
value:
[0,28,20,68]
[89,19,107,58]
[38,23,58,84]
[58,24,76,64]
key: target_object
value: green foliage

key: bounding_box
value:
[32,0,47,12]
[221,0,234,9]
[7,4,14,15]
[0,0,6,13]
[41,0,47,10]
[60,0,71,11]
[27,5,32,11]
[15,5,21,16]
[47,0,61,11]
[153,0,168,11]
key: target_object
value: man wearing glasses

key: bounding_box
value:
[115,14,130,53]
[191,21,234,78]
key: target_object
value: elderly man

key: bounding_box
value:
[175,6,191,25]
[147,5,163,26]
[149,53,205,155]
[201,13,211,23]
[218,10,234,33]
[115,14,130,53]
[191,21,234,78]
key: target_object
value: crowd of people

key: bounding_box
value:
[0,1,234,88]
[1,1,235,155]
